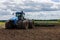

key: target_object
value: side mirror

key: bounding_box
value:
[12,13,14,15]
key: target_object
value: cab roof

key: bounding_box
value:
[16,12,21,14]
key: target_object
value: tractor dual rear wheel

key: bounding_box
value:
[17,20,35,29]
[28,20,35,29]
[16,20,29,29]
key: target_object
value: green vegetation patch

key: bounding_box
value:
[0,22,5,26]
[34,20,60,25]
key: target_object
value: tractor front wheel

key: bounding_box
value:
[5,20,15,29]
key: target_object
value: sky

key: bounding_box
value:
[0,0,60,20]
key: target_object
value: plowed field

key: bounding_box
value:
[0,26,60,40]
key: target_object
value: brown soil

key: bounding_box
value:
[0,26,60,40]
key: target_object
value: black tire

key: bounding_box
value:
[23,20,29,29]
[16,20,23,29]
[28,20,34,29]
[5,20,15,29]
[17,20,29,29]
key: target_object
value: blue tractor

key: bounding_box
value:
[5,11,34,29]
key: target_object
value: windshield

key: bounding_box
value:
[16,14,21,17]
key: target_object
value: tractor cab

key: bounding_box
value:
[15,11,25,20]
[16,12,21,17]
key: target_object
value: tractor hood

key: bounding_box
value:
[9,16,18,21]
